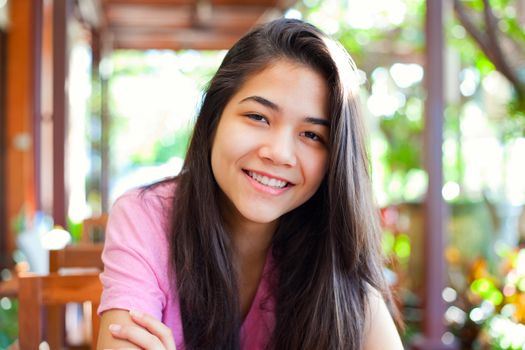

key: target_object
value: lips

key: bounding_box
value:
[243,169,294,189]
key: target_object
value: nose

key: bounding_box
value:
[257,129,297,167]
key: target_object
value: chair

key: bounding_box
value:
[18,271,102,350]
[81,215,108,243]
[49,243,104,273]
[15,219,107,349]
[46,243,104,349]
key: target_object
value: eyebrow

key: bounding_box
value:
[305,117,330,127]
[239,95,330,127]
[240,95,280,111]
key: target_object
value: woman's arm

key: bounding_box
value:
[363,290,404,350]
[97,309,141,349]
[97,309,176,350]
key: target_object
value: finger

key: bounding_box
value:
[109,323,165,350]
[129,310,177,350]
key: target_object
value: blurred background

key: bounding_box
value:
[1,0,525,349]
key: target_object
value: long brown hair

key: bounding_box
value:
[166,18,394,349]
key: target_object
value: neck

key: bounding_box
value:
[219,194,277,262]
[230,219,276,263]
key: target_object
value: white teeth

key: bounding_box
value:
[248,171,287,189]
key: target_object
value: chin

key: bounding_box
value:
[240,209,282,225]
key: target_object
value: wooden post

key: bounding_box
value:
[0,26,7,269]
[52,0,71,228]
[97,28,112,213]
[5,0,40,263]
[32,0,43,213]
[101,60,110,212]
[88,29,102,215]
[412,1,457,349]
[18,274,43,349]
[40,0,55,215]
[88,24,111,214]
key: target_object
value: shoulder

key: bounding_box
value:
[112,180,176,213]
[104,180,177,262]
[363,287,404,350]
[109,180,175,225]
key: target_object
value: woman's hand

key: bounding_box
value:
[108,310,177,350]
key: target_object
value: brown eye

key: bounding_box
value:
[302,131,322,142]
[246,113,268,124]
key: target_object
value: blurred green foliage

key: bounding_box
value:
[0,299,18,349]
[130,126,193,166]
[109,50,221,167]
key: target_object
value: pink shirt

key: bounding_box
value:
[98,182,276,349]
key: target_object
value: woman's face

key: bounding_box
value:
[211,59,330,230]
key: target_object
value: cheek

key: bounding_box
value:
[210,120,250,178]
[305,152,329,188]
[210,128,228,180]
[295,157,327,208]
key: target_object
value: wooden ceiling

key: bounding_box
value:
[93,0,297,50]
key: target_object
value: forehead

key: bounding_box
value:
[229,60,330,116]
[241,60,324,89]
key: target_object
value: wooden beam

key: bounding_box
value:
[105,3,194,28]
[100,0,292,50]
[113,30,242,50]
[103,0,194,5]
[211,0,283,6]
[105,4,266,31]
[103,0,281,5]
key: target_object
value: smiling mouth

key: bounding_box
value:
[244,170,291,189]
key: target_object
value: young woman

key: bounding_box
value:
[97,18,403,349]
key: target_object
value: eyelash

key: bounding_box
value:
[245,113,268,123]
[244,113,325,144]
[301,131,323,143]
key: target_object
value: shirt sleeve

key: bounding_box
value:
[97,189,170,320]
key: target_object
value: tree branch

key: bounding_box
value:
[481,0,525,98]
[453,0,493,59]
[454,0,525,99]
